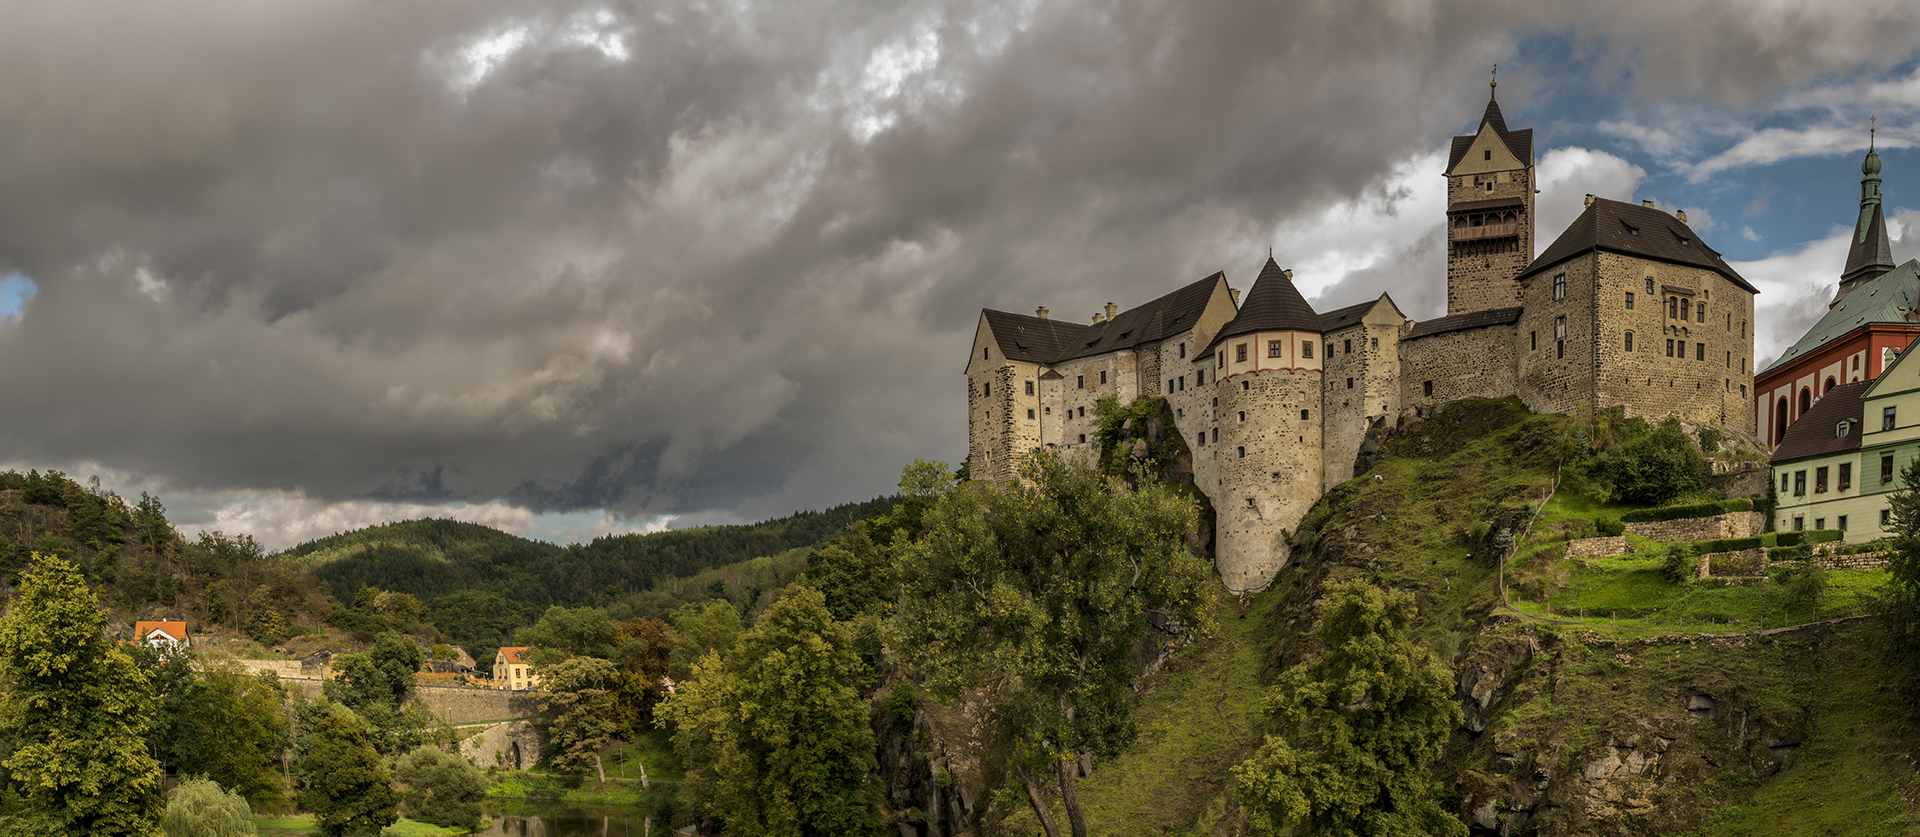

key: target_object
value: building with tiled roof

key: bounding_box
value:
[1754,138,1919,447]
[133,621,190,657]
[965,76,1756,593]
[492,646,540,691]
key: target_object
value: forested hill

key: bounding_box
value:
[287,496,901,609]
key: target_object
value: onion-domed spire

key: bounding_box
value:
[1838,116,1896,302]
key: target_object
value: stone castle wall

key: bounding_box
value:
[1401,324,1519,413]
[1515,254,1600,416]
[1622,511,1763,542]
[1445,152,1533,315]
[1589,255,1757,433]
[1214,367,1322,592]
[281,678,537,724]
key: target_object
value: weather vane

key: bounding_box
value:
[1872,114,1877,150]
[1491,64,1498,90]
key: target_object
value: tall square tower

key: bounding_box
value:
[1444,84,1535,316]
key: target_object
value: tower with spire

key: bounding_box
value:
[1836,120,1898,305]
[1443,68,1536,316]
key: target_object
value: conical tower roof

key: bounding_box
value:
[1837,134,1897,302]
[1205,258,1321,355]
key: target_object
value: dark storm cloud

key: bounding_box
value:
[0,0,1916,530]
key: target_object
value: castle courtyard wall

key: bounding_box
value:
[1516,255,1600,416]
[1400,325,1519,413]
[1214,366,1322,592]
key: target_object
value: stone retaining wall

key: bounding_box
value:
[280,678,536,723]
[228,660,302,678]
[1624,511,1762,543]
[1565,536,1627,559]
[1819,552,1893,570]
[1701,548,1766,578]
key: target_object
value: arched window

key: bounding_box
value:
[1800,387,1812,415]
[1624,331,1634,352]
[1826,377,1837,394]
[1775,398,1789,445]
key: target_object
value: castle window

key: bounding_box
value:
[1025,381,1034,395]
[1816,466,1828,493]
[1079,407,1085,417]
[984,382,991,396]
[1077,375,1084,389]
[1727,351,1732,368]
[1826,376,1836,394]
[1666,339,1674,357]
[1179,343,1186,358]
[1553,273,1566,301]
[1197,370,1205,385]
[983,347,989,360]
[1213,428,1218,442]
[1625,292,1634,309]
[1696,343,1704,362]
[1370,337,1378,350]
[1855,355,1861,370]
[1179,377,1185,391]
[1483,149,1492,161]
[1677,340,1686,358]
[1237,446,1245,458]
[1242,380,1250,391]
[1197,432,1204,446]
[1100,371,1108,385]
[1423,380,1433,397]
[1741,384,1746,397]
[1268,340,1281,358]
[1027,409,1035,420]
[1839,515,1849,531]
[1238,411,1246,422]
[1886,406,1898,431]
[1841,462,1853,489]
[1742,357,1747,373]
[1696,302,1706,323]
[1301,409,1310,420]
[1554,316,1566,340]
[1742,320,1747,338]
[1885,453,1897,483]
[1646,277,1655,294]
[1681,299,1691,320]
[1079,433,1087,443]
[1347,377,1354,389]
[1668,297,1678,318]
[1237,344,1248,362]
[1302,341,1314,359]
[1624,332,1634,352]
[1344,339,1352,354]
[1530,331,1536,351]
[1169,379,1175,394]
[1557,340,1564,359]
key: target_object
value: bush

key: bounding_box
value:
[1697,426,1722,453]
[1591,417,1706,506]
[163,777,256,837]
[1694,535,1764,554]
[1620,498,1754,523]
[1595,517,1625,537]
[1661,543,1699,584]
[394,745,486,831]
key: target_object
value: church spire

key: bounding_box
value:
[1837,117,1896,303]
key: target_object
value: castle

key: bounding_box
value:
[966,82,1759,592]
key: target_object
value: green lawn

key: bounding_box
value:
[1507,554,1887,634]
[252,814,477,836]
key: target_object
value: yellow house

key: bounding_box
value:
[1774,344,1920,542]
[493,646,539,690]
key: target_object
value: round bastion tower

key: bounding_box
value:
[1203,258,1325,592]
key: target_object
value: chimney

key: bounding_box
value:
[1675,209,1688,224]
[1282,269,1293,281]
[1229,288,1241,306]
[1105,302,1118,320]
[1036,306,1049,320]
[1583,194,1595,207]
[1642,199,1656,208]
[1092,312,1105,323]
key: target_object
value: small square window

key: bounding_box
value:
[1241,380,1250,391]
[1268,340,1282,358]
[1369,337,1378,350]
[1815,518,1825,530]
[1839,515,1848,531]
[1078,433,1086,443]
[1886,407,1898,431]
[1026,408,1035,419]
[1236,344,1248,362]
[1301,341,1314,359]
[1024,381,1034,396]
[1792,515,1805,532]
[1625,292,1634,309]
[1423,380,1433,397]
[1883,509,1893,527]
[1346,377,1354,389]
[1301,409,1310,420]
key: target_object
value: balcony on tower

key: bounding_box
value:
[1448,196,1524,243]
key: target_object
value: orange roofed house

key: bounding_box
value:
[133,621,190,657]
[493,646,539,690]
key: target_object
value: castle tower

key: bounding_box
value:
[1444,72,1536,315]
[1835,125,1897,306]
[1203,258,1324,592]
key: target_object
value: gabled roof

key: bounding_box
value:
[135,621,188,642]
[1446,97,1534,171]
[1406,306,1523,340]
[498,646,532,665]
[1054,272,1226,363]
[1771,380,1870,464]
[1317,300,1376,333]
[1516,197,1756,293]
[980,310,1089,364]
[1204,259,1321,355]
[1763,260,1920,374]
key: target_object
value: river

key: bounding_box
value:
[475,805,663,836]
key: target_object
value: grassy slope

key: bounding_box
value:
[1051,399,1920,835]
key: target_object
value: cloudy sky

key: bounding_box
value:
[2,1,1919,549]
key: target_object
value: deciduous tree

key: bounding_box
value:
[534,656,622,781]
[295,713,398,837]
[171,664,291,809]
[0,554,164,836]
[662,587,877,837]
[891,454,1215,837]
[161,777,256,837]
[393,745,486,831]
[1230,581,1464,837]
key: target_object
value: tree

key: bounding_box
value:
[393,745,486,831]
[295,713,398,837]
[1881,455,1920,697]
[327,631,424,711]
[534,656,622,781]
[0,554,164,836]
[891,454,1215,837]
[804,522,896,621]
[1230,581,1464,837]
[170,665,291,809]
[1590,416,1705,505]
[612,617,677,730]
[515,605,619,663]
[662,587,877,837]
[666,599,743,680]
[162,777,256,837]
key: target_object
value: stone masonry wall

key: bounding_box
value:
[1322,324,1371,490]
[1702,548,1766,577]
[1622,511,1763,542]
[1565,536,1627,559]
[1515,253,1599,416]
[1400,324,1519,413]
[1446,144,1533,315]
[1215,366,1322,592]
[1589,254,1757,434]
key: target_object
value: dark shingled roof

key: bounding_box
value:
[1054,272,1225,362]
[982,272,1225,365]
[1771,380,1870,465]
[1843,202,1897,285]
[1204,258,1322,355]
[981,309,1089,363]
[1516,197,1757,293]
[1447,97,1534,171]
[1405,306,1522,340]
[1317,300,1376,333]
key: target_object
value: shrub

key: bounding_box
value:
[1697,426,1722,453]
[163,777,256,837]
[1620,498,1754,523]
[1591,417,1706,505]
[1596,517,1625,537]
[394,745,486,831]
[1661,543,1699,584]
[1694,535,1763,554]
